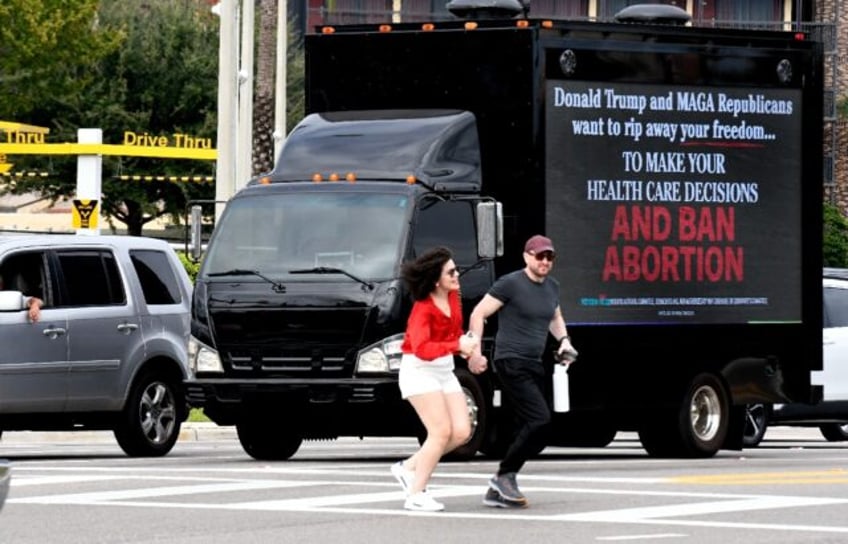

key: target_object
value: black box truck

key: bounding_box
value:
[185,3,823,459]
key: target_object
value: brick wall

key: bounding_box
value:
[819,0,847,209]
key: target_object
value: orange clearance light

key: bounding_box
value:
[312,173,323,182]
[516,20,529,28]
[421,23,435,31]
[329,173,340,182]
[406,175,416,185]
[379,25,392,33]
[321,26,336,34]
[465,21,478,30]
[346,172,356,182]
[541,20,553,28]
[259,176,271,185]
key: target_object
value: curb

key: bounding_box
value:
[0,422,236,445]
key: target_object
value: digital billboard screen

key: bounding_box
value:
[546,81,802,325]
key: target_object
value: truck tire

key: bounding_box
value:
[819,423,848,442]
[742,403,771,448]
[114,370,182,457]
[564,421,618,448]
[237,420,303,460]
[639,373,729,458]
[442,368,487,460]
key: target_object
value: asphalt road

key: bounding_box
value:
[0,426,846,544]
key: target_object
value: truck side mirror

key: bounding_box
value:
[476,201,504,259]
[190,205,204,262]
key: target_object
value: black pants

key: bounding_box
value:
[494,358,551,475]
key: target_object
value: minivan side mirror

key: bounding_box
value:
[476,201,504,259]
[0,291,25,312]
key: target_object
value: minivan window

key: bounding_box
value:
[0,251,50,304]
[130,250,182,305]
[57,250,126,306]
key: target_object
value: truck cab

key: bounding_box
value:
[187,110,501,459]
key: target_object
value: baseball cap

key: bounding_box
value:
[524,234,554,254]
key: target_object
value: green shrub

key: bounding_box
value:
[188,408,210,422]
[824,202,848,267]
[177,251,200,282]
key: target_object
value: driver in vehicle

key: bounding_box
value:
[0,273,43,323]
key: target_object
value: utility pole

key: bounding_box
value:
[236,0,255,191]
[215,0,238,219]
[274,0,288,163]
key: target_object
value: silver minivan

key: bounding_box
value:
[0,235,192,456]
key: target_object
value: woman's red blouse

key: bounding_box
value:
[401,290,463,361]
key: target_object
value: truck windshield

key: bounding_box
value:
[202,191,409,281]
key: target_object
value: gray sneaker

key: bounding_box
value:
[482,488,528,508]
[489,473,527,503]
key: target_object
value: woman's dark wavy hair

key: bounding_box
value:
[402,246,453,301]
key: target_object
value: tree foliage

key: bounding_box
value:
[824,202,848,267]
[0,0,121,118]
[2,0,306,236]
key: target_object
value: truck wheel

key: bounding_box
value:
[639,373,729,458]
[114,370,182,457]
[237,420,303,460]
[742,403,771,447]
[819,423,848,442]
[444,368,487,460]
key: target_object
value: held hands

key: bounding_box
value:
[468,353,488,375]
[556,337,578,365]
[458,331,479,357]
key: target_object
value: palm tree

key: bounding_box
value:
[253,0,277,175]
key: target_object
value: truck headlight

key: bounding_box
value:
[355,333,405,373]
[188,335,224,373]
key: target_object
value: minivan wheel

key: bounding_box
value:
[819,423,848,442]
[114,370,182,457]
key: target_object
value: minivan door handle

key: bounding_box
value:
[42,326,67,339]
[117,322,139,335]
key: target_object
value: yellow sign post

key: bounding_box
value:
[0,142,216,160]
[0,123,217,234]
[72,199,99,230]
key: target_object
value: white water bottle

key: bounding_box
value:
[552,364,570,413]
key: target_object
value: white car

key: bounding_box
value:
[744,269,848,445]
[0,460,8,512]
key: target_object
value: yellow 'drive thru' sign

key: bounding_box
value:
[72,199,99,229]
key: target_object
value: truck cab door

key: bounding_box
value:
[411,197,493,305]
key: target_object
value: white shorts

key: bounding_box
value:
[398,353,462,399]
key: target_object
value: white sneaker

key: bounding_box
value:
[390,461,413,495]
[404,491,444,512]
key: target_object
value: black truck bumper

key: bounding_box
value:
[184,377,416,435]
